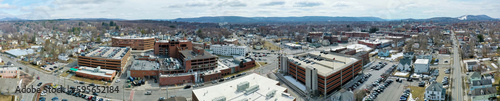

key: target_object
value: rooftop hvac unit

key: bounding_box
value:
[212,96,226,101]
[266,90,277,99]
[237,81,249,92]
[244,85,259,95]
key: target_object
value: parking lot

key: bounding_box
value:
[356,60,397,91]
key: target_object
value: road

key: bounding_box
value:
[451,30,463,101]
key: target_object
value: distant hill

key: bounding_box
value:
[171,16,386,23]
[401,15,497,22]
[456,15,495,20]
[0,17,24,21]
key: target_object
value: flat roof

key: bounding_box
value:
[5,49,35,57]
[112,36,154,39]
[219,59,239,68]
[287,51,359,76]
[192,73,295,101]
[82,47,130,59]
[179,50,217,60]
[211,44,247,48]
[415,59,429,64]
[358,39,393,44]
[0,67,19,70]
[76,66,116,77]
[130,60,160,70]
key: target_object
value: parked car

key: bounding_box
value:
[184,85,191,89]
[419,81,425,87]
[37,82,43,86]
[145,91,152,95]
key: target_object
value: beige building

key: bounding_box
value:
[0,67,19,78]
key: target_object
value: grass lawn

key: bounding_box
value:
[60,72,70,77]
[263,41,281,51]
[70,76,110,86]
[408,86,425,101]
[0,95,14,101]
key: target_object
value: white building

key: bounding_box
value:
[192,73,295,101]
[211,44,248,56]
[58,54,69,61]
[425,81,446,101]
[414,59,430,73]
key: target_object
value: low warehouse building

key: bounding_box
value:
[75,66,116,81]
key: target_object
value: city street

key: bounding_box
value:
[451,30,464,101]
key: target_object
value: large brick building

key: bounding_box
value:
[111,36,155,50]
[155,57,255,86]
[179,47,218,72]
[342,31,370,38]
[279,51,363,95]
[78,47,131,71]
[154,40,193,58]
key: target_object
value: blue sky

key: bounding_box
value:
[0,0,498,20]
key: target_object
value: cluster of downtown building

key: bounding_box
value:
[74,36,255,86]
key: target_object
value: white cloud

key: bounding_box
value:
[0,0,498,20]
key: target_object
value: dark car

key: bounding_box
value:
[93,92,98,96]
[184,85,191,89]
[37,82,43,86]
[79,81,85,84]
[89,83,95,86]
[419,81,425,87]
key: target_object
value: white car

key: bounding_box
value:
[115,79,120,83]
[41,92,47,96]
[74,80,79,83]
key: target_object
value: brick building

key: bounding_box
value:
[179,47,218,72]
[342,31,370,38]
[111,36,155,50]
[154,40,193,58]
[78,47,131,71]
[0,67,19,78]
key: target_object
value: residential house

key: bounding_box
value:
[464,60,480,72]
[378,49,390,57]
[414,59,430,74]
[470,87,497,101]
[397,56,412,72]
[425,81,446,101]
[469,72,482,83]
[470,79,492,91]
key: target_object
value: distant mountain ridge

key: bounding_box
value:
[172,16,386,23]
[0,15,497,22]
[401,15,497,22]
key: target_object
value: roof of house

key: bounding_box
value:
[470,72,481,79]
[471,87,497,96]
[399,57,412,66]
[471,79,492,86]
[426,81,444,92]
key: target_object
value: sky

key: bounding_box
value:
[0,0,498,20]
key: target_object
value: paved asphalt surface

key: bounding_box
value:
[451,30,463,101]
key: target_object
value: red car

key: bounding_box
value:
[37,76,40,80]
